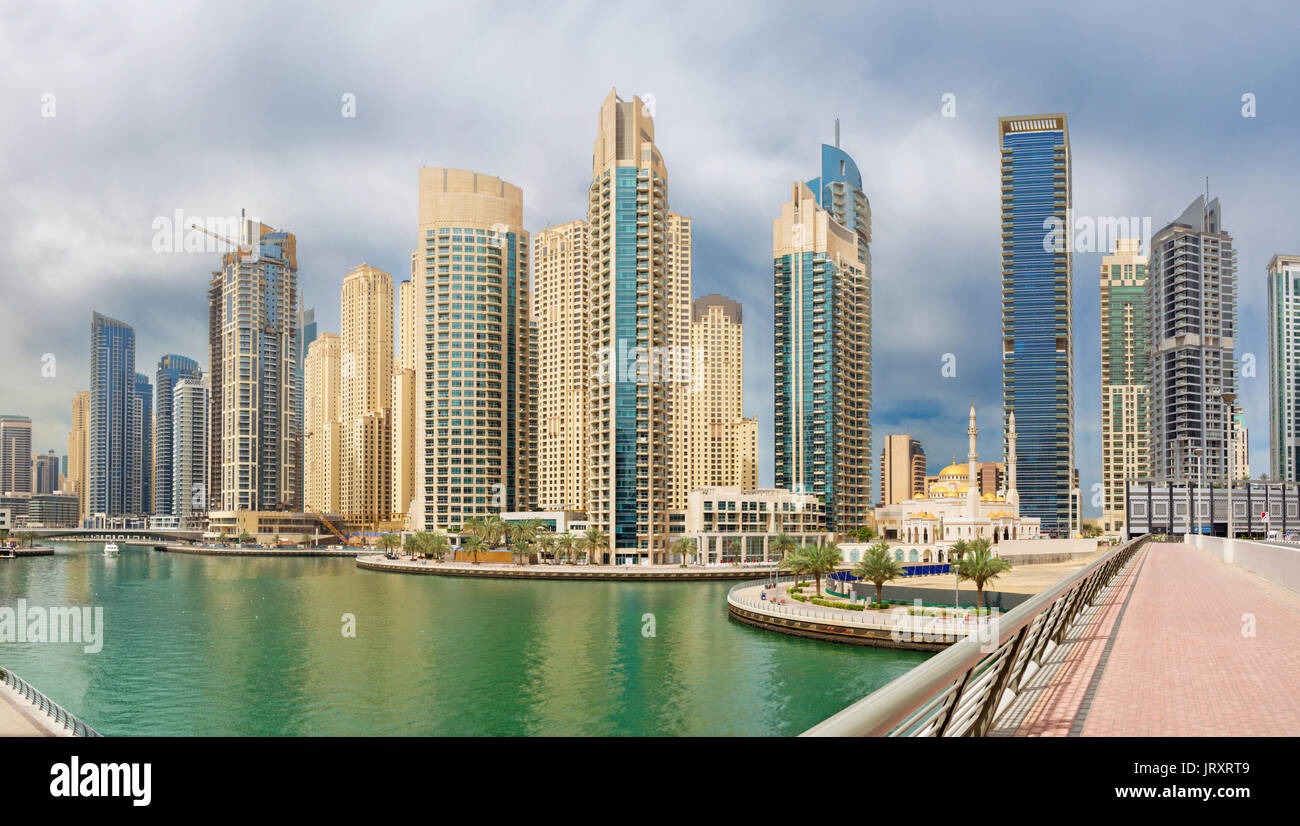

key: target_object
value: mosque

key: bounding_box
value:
[872,404,1040,561]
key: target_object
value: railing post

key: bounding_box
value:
[970,625,1029,736]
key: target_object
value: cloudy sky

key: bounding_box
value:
[3,1,1298,516]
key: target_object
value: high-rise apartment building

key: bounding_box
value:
[587,89,691,562]
[391,279,418,518]
[173,374,210,524]
[666,213,694,510]
[339,263,394,517]
[68,391,89,522]
[688,294,757,491]
[207,219,302,511]
[0,415,33,495]
[303,333,343,514]
[533,220,590,512]
[415,167,534,533]
[32,450,59,494]
[879,434,926,506]
[999,114,1074,536]
[1148,195,1237,483]
[131,372,152,514]
[89,312,136,516]
[1232,411,1249,480]
[1267,254,1300,482]
[1100,238,1150,534]
[773,131,873,532]
[154,354,201,516]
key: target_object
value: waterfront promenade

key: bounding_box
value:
[991,541,1300,737]
[0,675,74,736]
[357,555,778,580]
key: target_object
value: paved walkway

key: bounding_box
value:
[994,542,1300,736]
[0,680,63,736]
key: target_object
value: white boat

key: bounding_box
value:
[103,543,119,556]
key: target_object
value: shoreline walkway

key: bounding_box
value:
[992,541,1300,736]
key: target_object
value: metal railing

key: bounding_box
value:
[0,667,101,737]
[801,535,1151,737]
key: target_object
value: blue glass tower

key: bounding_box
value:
[133,372,153,514]
[773,126,873,532]
[154,354,201,515]
[999,114,1074,536]
[88,312,136,516]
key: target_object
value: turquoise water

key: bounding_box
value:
[0,543,927,736]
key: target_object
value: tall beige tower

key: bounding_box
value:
[534,220,590,511]
[666,213,694,509]
[391,278,418,519]
[339,263,394,518]
[416,167,534,533]
[1099,238,1150,534]
[68,391,90,522]
[687,294,756,491]
[587,88,684,562]
[879,434,925,506]
[303,333,342,514]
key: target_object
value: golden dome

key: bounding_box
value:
[981,493,994,501]
[957,485,970,493]
[930,484,950,495]
[912,493,926,499]
[937,462,971,478]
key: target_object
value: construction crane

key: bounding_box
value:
[304,505,357,547]
[189,212,255,257]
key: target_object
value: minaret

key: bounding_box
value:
[967,401,979,519]
[1007,409,1019,508]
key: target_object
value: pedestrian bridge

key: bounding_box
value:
[24,527,204,544]
[804,534,1300,737]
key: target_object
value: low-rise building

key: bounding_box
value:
[684,487,829,564]
[27,493,79,528]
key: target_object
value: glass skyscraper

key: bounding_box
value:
[154,354,201,515]
[88,312,136,516]
[132,372,153,514]
[999,114,1074,536]
[773,128,873,532]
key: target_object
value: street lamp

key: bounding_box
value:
[1222,392,1238,539]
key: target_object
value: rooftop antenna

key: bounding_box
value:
[834,118,840,148]
[1204,176,1209,232]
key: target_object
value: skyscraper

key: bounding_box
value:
[339,263,394,517]
[208,219,302,511]
[879,434,926,507]
[0,415,32,495]
[415,167,534,533]
[32,450,59,494]
[172,374,209,525]
[665,213,694,510]
[1148,195,1236,483]
[773,129,873,533]
[153,354,201,516]
[1267,254,1300,482]
[304,333,342,514]
[533,220,590,512]
[999,114,1073,536]
[131,372,153,515]
[1100,238,1150,535]
[68,391,89,522]
[88,312,136,516]
[688,294,757,491]
[391,279,418,518]
[587,88,690,562]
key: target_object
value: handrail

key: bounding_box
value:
[727,577,979,636]
[0,666,101,737]
[801,535,1151,737]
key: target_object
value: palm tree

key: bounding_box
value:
[17,531,36,548]
[948,538,970,563]
[238,531,254,547]
[425,532,450,562]
[802,543,843,597]
[853,542,904,605]
[955,540,1012,609]
[461,534,487,565]
[217,532,230,546]
[579,527,607,565]
[855,526,876,542]
[481,515,509,549]
[404,533,420,557]
[506,522,536,566]
[535,533,556,563]
[555,534,574,564]
[770,532,798,561]
[299,533,313,548]
[378,533,401,555]
[778,548,811,590]
[670,537,695,566]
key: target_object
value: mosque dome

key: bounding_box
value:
[937,461,971,478]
